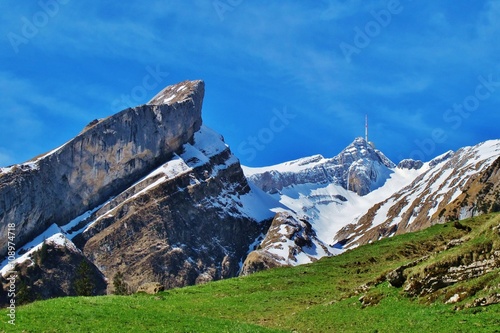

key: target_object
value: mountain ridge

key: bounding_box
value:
[244,137,500,270]
[244,136,395,196]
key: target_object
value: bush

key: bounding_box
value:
[113,271,130,295]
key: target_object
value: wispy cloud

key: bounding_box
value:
[1,1,499,166]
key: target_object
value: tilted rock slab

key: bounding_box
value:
[0,80,204,257]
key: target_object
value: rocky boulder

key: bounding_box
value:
[137,282,164,294]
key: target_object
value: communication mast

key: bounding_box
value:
[365,114,368,143]
[365,115,375,148]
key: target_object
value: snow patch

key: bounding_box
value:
[0,224,78,277]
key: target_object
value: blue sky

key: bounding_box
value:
[1,1,499,167]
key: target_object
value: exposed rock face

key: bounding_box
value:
[0,80,277,301]
[240,212,334,275]
[397,159,424,170]
[468,293,500,307]
[74,126,271,292]
[386,256,429,288]
[405,249,500,297]
[0,80,205,257]
[246,137,395,196]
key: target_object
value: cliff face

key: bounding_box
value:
[73,126,272,291]
[0,80,204,257]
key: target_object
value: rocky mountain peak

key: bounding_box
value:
[0,80,205,257]
[338,138,395,195]
[245,137,396,196]
[336,137,395,169]
[148,80,204,106]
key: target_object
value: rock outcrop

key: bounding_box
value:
[405,249,500,297]
[137,282,164,294]
[0,80,205,257]
[240,212,334,275]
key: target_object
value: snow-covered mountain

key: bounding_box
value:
[244,138,500,262]
[335,140,500,248]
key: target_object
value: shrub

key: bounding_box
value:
[113,271,130,295]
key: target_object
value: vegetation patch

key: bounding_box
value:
[3,213,500,332]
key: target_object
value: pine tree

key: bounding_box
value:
[74,261,95,296]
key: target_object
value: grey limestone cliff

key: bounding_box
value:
[0,80,204,257]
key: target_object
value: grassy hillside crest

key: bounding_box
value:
[3,213,500,332]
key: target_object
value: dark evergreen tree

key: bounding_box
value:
[74,261,94,296]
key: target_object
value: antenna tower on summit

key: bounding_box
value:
[365,114,368,143]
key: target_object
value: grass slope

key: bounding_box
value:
[3,214,500,332]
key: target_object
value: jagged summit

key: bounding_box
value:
[244,136,395,196]
[338,137,395,167]
[148,80,204,106]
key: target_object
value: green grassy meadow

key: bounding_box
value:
[2,214,500,332]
